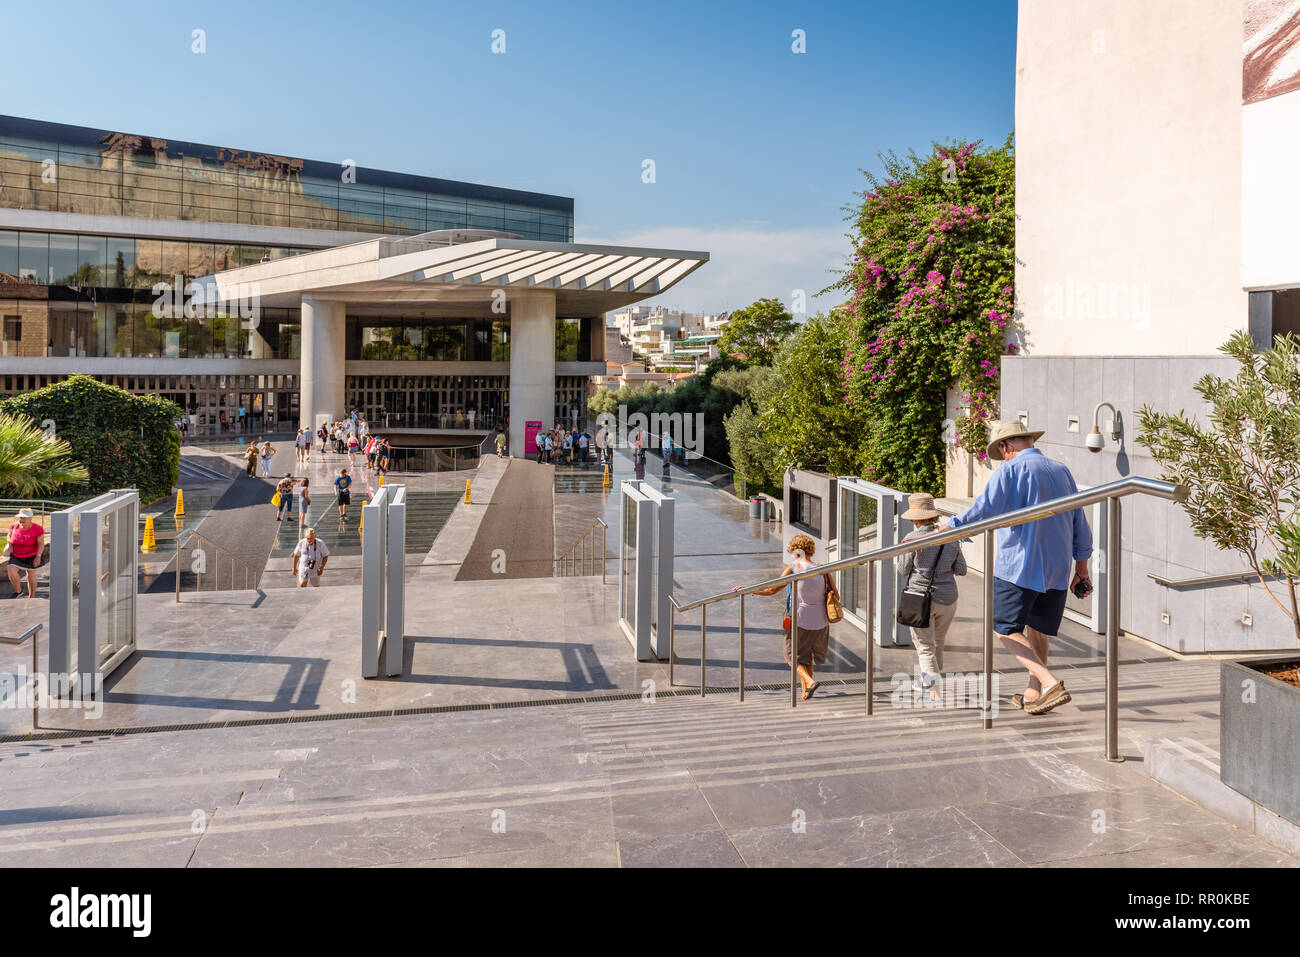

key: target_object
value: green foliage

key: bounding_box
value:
[1137,331,1300,640]
[0,413,90,497]
[0,376,181,503]
[833,137,1016,494]
[717,298,797,366]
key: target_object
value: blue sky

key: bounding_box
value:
[0,0,1016,313]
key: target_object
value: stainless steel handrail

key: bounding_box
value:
[174,528,260,599]
[668,474,1190,762]
[554,518,608,583]
[1149,569,1273,588]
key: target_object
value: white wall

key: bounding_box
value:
[1016,0,1248,356]
[1242,87,1300,290]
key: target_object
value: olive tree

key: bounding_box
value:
[1137,331,1300,641]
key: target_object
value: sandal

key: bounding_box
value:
[802,681,820,700]
[1011,694,1025,710]
[1026,681,1071,715]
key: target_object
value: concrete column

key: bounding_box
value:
[508,289,556,458]
[300,296,346,430]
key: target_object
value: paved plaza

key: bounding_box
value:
[0,442,1295,867]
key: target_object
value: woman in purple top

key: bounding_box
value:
[738,533,840,700]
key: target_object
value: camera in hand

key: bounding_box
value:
[1071,577,1093,599]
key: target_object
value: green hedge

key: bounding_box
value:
[0,376,181,503]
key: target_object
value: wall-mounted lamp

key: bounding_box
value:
[1086,401,1122,453]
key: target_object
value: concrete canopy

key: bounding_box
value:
[202,236,709,315]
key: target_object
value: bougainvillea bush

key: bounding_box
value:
[832,136,1016,494]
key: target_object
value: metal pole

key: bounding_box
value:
[669,604,675,687]
[601,525,607,585]
[865,562,875,716]
[738,593,745,702]
[983,532,995,731]
[1106,496,1122,762]
[699,604,707,698]
[790,583,799,708]
[32,622,39,730]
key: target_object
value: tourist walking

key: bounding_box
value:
[334,469,353,518]
[297,477,312,527]
[661,432,674,481]
[495,429,507,458]
[292,527,330,588]
[259,440,275,478]
[938,421,1092,715]
[295,429,310,466]
[347,430,360,469]
[317,424,329,454]
[739,534,840,700]
[899,493,967,702]
[5,508,44,599]
[244,440,259,477]
[274,473,296,522]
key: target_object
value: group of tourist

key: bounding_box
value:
[533,426,597,466]
[741,421,1091,715]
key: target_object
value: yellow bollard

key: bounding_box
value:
[378,475,385,488]
[359,501,368,532]
[174,488,185,518]
[464,479,472,504]
[140,515,157,553]
[602,464,611,489]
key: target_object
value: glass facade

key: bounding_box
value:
[0,294,301,359]
[0,228,308,286]
[0,372,300,435]
[347,317,510,362]
[0,116,573,242]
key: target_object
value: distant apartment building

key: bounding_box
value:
[606,305,727,373]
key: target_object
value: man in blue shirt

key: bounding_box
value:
[938,421,1092,716]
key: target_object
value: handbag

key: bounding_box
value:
[897,544,946,629]
[271,491,282,508]
[825,574,844,623]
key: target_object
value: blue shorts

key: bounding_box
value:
[993,577,1068,637]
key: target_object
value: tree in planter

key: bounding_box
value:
[0,413,90,497]
[1137,331,1300,642]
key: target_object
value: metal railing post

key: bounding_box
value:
[669,604,676,687]
[866,562,875,716]
[790,584,799,708]
[983,532,995,731]
[699,605,707,698]
[32,622,40,730]
[601,524,607,584]
[1106,496,1122,762]
[738,593,745,702]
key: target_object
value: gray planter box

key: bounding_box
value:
[1220,657,1300,827]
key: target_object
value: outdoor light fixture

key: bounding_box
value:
[1086,401,1122,453]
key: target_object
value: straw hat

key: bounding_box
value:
[900,493,940,522]
[15,508,34,519]
[986,420,1045,461]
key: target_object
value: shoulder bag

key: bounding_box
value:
[824,573,844,623]
[897,544,946,629]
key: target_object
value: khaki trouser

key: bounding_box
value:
[910,600,958,686]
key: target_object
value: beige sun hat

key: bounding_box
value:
[900,493,940,522]
[15,507,34,519]
[986,420,1046,461]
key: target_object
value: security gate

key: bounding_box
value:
[361,483,406,677]
[49,489,139,692]
[836,478,909,646]
[619,480,674,661]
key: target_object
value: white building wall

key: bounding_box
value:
[1015,0,1248,355]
